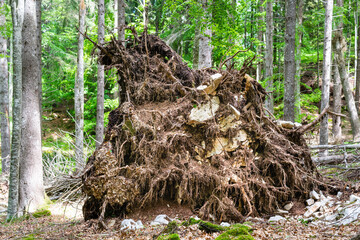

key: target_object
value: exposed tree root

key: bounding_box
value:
[82,31,335,222]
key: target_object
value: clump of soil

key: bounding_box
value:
[82,30,330,222]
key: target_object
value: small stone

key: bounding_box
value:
[306,199,315,206]
[284,202,294,211]
[324,213,338,221]
[276,209,289,214]
[150,214,171,225]
[337,192,343,199]
[269,215,286,222]
[304,201,325,218]
[310,190,320,200]
[121,219,142,230]
[108,219,116,228]
[349,195,360,203]
[313,212,325,219]
[220,222,231,227]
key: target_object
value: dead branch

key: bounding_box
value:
[296,106,330,133]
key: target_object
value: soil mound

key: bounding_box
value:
[82,31,326,222]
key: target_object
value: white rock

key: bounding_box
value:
[306,199,315,206]
[313,212,325,219]
[337,192,343,199]
[276,209,289,214]
[189,97,220,124]
[310,190,320,200]
[150,214,171,225]
[304,201,326,218]
[268,215,286,222]
[349,195,360,203]
[120,219,144,230]
[324,213,338,222]
[284,202,294,211]
[220,222,231,227]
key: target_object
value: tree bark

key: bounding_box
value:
[332,0,343,144]
[256,0,264,82]
[356,10,360,110]
[75,0,85,167]
[117,0,125,44]
[96,0,105,148]
[319,0,333,147]
[19,0,44,214]
[295,0,304,120]
[198,0,212,69]
[333,31,360,141]
[283,0,296,122]
[7,0,24,220]
[264,0,273,113]
[0,0,10,174]
[332,64,342,143]
[117,0,126,104]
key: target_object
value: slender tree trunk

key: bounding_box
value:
[355,1,358,83]
[332,64,342,143]
[193,25,200,69]
[198,0,211,69]
[96,0,105,148]
[319,0,333,147]
[332,0,343,144]
[356,11,360,110]
[333,31,360,141]
[117,0,126,104]
[75,0,85,167]
[295,0,304,120]
[7,0,24,220]
[19,0,44,214]
[256,0,264,82]
[0,0,10,174]
[36,0,42,123]
[264,0,273,113]
[283,0,296,122]
[117,0,125,44]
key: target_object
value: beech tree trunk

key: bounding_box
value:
[198,0,211,69]
[264,0,273,113]
[0,0,10,174]
[19,0,44,214]
[319,0,333,146]
[96,0,105,148]
[117,0,125,44]
[295,0,304,120]
[283,0,296,122]
[333,31,360,142]
[332,64,342,143]
[332,0,343,144]
[75,0,85,166]
[256,0,264,82]
[356,11,360,110]
[7,0,24,220]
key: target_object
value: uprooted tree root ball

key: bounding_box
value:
[82,30,333,222]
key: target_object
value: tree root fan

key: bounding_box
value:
[82,32,325,222]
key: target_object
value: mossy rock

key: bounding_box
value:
[157,233,180,240]
[32,209,51,218]
[215,224,254,240]
[198,220,228,233]
[163,221,179,234]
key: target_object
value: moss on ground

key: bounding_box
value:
[215,224,254,240]
[157,233,181,240]
[32,209,51,218]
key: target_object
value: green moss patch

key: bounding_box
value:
[157,233,181,240]
[215,224,254,240]
[32,209,51,218]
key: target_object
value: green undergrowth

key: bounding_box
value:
[157,233,180,240]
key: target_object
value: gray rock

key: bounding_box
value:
[284,202,294,211]
[310,190,320,200]
[268,215,286,222]
[150,214,171,225]
[306,199,315,206]
[220,222,231,227]
[120,219,144,230]
[337,192,343,199]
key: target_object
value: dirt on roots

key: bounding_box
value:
[82,30,335,223]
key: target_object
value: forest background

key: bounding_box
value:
[1,0,360,224]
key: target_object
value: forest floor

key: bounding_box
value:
[1,104,360,239]
[0,174,360,239]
